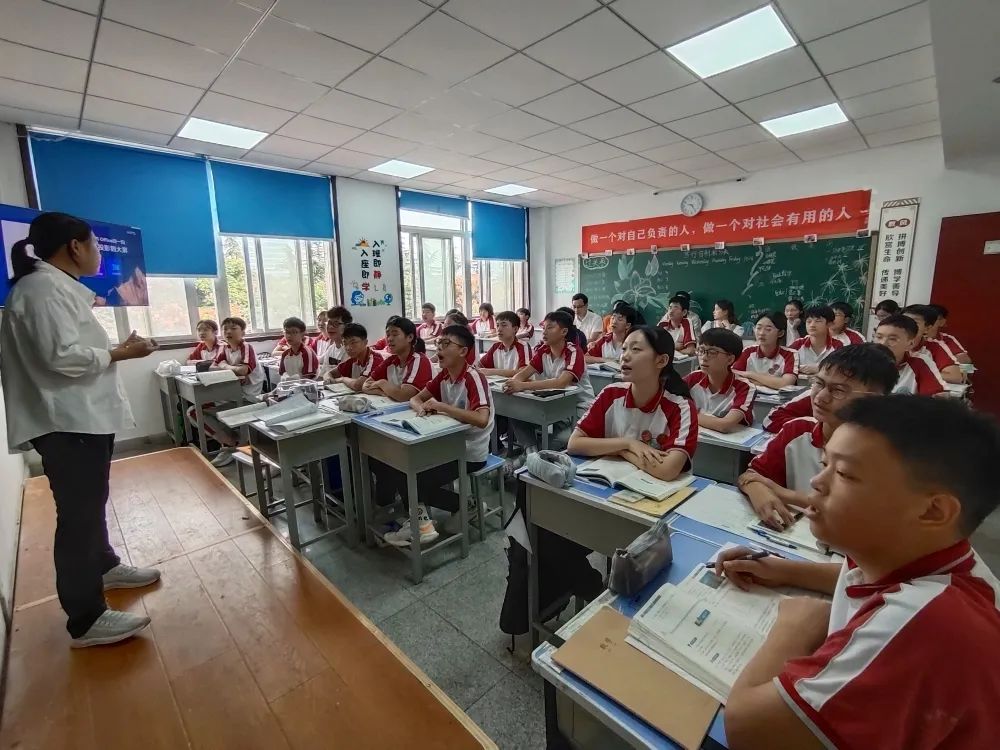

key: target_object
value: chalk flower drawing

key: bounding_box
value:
[613,254,674,316]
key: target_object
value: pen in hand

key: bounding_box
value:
[704,549,779,569]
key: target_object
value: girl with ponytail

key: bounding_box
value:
[568,326,698,481]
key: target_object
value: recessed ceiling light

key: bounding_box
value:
[177,117,267,149]
[485,184,537,196]
[667,5,796,78]
[368,160,434,178]
[761,103,848,138]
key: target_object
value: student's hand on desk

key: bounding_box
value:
[773,597,832,652]
[502,379,524,394]
[361,379,381,394]
[718,546,794,591]
[625,440,665,465]
[748,492,796,530]
[416,398,442,416]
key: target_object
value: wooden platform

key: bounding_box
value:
[1,447,495,750]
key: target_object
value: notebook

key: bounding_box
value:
[324,382,354,396]
[373,409,460,436]
[195,369,238,385]
[698,424,764,446]
[269,412,344,433]
[609,486,697,517]
[577,458,695,501]
[217,401,268,428]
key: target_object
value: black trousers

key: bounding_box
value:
[31,432,119,638]
[370,458,486,513]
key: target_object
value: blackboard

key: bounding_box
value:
[578,236,875,332]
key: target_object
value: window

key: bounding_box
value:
[92,306,119,344]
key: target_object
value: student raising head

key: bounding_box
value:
[441,309,475,363]
[326,323,385,391]
[788,305,843,375]
[417,302,442,341]
[363,315,432,401]
[515,307,533,341]
[784,299,805,341]
[702,299,744,338]
[472,302,496,337]
[829,301,865,345]
[733,311,798,390]
[685,328,756,434]
[478,311,530,377]
[739,343,897,528]
[873,314,946,395]
[277,316,319,380]
[873,298,900,321]
[314,306,351,379]
[722,396,1000,750]
[928,303,972,365]
[206,316,264,466]
[187,319,219,364]
[586,302,638,363]
[657,295,698,356]
[568,326,697,482]
[902,304,964,384]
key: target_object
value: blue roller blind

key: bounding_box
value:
[399,189,468,218]
[211,161,334,238]
[471,201,526,260]
[29,135,217,276]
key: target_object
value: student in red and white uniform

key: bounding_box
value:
[271,309,322,356]
[829,301,866,345]
[928,303,972,365]
[315,306,350,379]
[416,302,443,342]
[363,316,432,402]
[903,304,964,383]
[762,389,812,433]
[734,311,799,390]
[585,302,638,363]
[443,310,476,364]
[277,317,319,380]
[784,299,805,342]
[568,326,697,481]
[657,295,697,355]
[471,302,496,337]
[186,319,220,364]
[874,314,946,396]
[684,328,756,433]
[720,396,1000,750]
[701,298,744,338]
[739,344,897,529]
[479,310,530,376]
[788,305,843,375]
[504,310,594,453]
[515,307,534,345]
[375,325,496,547]
[326,323,385,391]
[203,316,264,467]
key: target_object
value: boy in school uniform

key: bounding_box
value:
[762,389,812,433]
[416,302,443,341]
[902,304,964,384]
[722,396,1000,750]
[734,311,799,390]
[585,302,638,363]
[326,323,385,391]
[684,328,757,434]
[478,310,531,377]
[315,306,350,380]
[928,303,972,364]
[829,301,866,345]
[788,305,843,375]
[186,319,220,364]
[739,344,897,528]
[874,314,947,396]
[657,295,698,355]
[277,317,320,380]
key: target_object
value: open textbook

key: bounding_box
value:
[698,424,764,446]
[195,369,238,385]
[217,401,269,428]
[324,382,355,396]
[373,408,461,437]
[578,458,695,501]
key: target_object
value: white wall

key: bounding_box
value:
[533,137,1000,313]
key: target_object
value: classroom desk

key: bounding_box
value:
[586,367,619,395]
[752,392,784,424]
[353,405,471,583]
[692,430,766,486]
[174,374,245,455]
[155,371,186,446]
[491,387,581,451]
[261,358,280,391]
[672,355,695,377]
[476,335,497,354]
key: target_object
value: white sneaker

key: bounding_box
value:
[211,449,235,467]
[103,564,161,591]
[70,609,151,648]
[383,505,438,547]
[442,504,479,536]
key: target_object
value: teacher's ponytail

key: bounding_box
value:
[10,212,92,284]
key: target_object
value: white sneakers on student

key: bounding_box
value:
[70,609,151,648]
[211,449,235,467]
[103,563,161,591]
[442,503,479,537]
[383,505,438,547]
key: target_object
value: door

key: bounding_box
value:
[930,211,1000,417]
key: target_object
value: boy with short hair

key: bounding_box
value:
[586,302,637,363]
[479,310,530,377]
[416,302,442,341]
[684,328,756,433]
[928,303,972,364]
[739,343,897,528]
[902,304,964,383]
[204,316,265,467]
[722,396,1000,750]
[874,314,946,395]
[657,295,698,355]
[571,293,605,343]
[326,323,385,391]
[788,305,843,375]
[278,317,319,380]
[829,301,865,345]
[315,306,351,379]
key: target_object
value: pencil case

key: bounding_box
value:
[525,450,576,488]
[609,516,673,597]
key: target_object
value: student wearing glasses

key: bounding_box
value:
[829,301,866,345]
[586,302,638,363]
[684,328,757,434]
[315,306,350,380]
[362,316,432,401]
[738,344,898,529]
[733,311,798,390]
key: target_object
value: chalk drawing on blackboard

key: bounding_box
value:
[613,253,673,317]
[741,247,767,296]
[581,256,610,271]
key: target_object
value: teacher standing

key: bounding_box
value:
[1,212,160,648]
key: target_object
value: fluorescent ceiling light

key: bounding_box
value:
[485,184,537,196]
[761,103,848,137]
[368,160,434,178]
[177,117,266,149]
[667,5,796,78]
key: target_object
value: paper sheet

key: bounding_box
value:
[673,485,760,536]
[699,425,764,446]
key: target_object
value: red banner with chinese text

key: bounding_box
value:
[581,190,871,253]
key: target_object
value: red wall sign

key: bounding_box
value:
[581,190,871,254]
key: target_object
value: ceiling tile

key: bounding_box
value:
[169,137,248,159]
[553,164,610,181]
[607,179,655,194]
[865,119,941,147]
[412,89,510,128]
[529,191,579,206]
[213,61,329,112]
[562,185,614,200]
[521,85,617,124]
[304,89,401,130]
[337,57,446,109]
[374,111,453,142]
[841,77,938,119]
[313,148,387,170]
[610,0,764,47]
[276,114,364,147]
[94,21,228,88]
[827,46,935,99]
[0,40,88,92]
[641,140,707,164]
[477,108,558,139]
[79,120,172,146]
[400,178,452,191]
[0,78,81,117]
[779,121,859,150]
[707,47,821,103]
[570,108,653,139]
[522,127,596,153]
[193,92,295,132]
[0,105,78,131]
[738,78,837,122]
[525,9,655,80]
[637,173,697,191]
[251,134,333,161]
[561,141,629,163]
[382,13,512,84]
[622,164,678,184]
[439,154,506,175]
[479,143,550,166]
[779,0,917,42]
[630,83,727,124]
[50,0,101,12]
[666,153,730,172]
[444,0,600,49]
[307,161,361,178]
[806,3,931,74]
[694,124,772,151]
[667,106,750,138]
[450,176,496,190]
[607,126,683,152]
[688,164,749,182]
[581,172,643,190]
[272,0,432,54]
[342,131,420,158]
[430,185,471,196]
[237,17,371,88]
[520,175,583,191]
[103,0,262,55]
[84,96,185,135]
[717,141,799,170]
[584,52,695,105]
[412,169,469,184]
[518,154,580,174]
[350,169,403,185]
[242,152,312,171]
[854,102,939,135]
[460,54,572,107]
[593,153,656,173]
[1,0,97,58]
[791,134,869,161]
[483,166,539,182]
[435,128,509,156]
[86,64,202,115]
